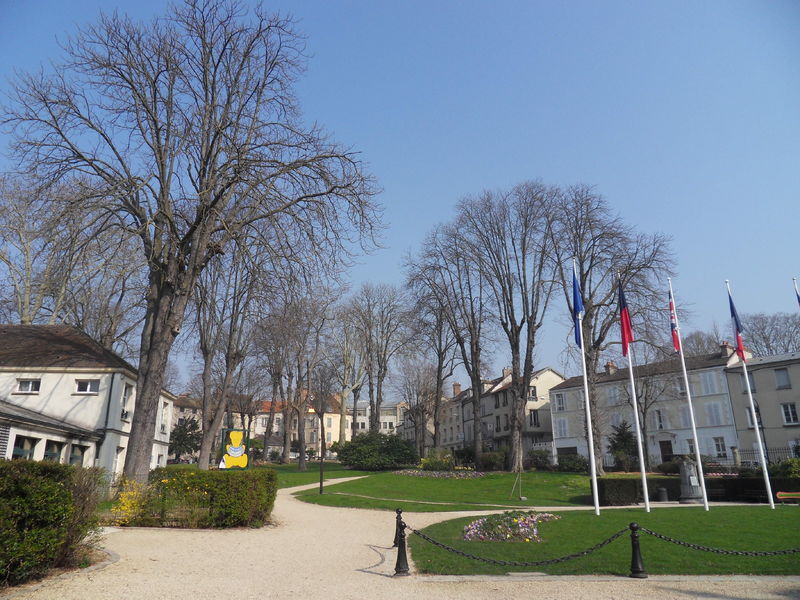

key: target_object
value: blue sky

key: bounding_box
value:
[1,0,799,378]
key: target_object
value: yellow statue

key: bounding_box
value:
[219,430,248,469]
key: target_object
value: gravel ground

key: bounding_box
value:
[3,480,799,600]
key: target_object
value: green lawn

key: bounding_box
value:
[408,505,800,576]
[295,471,590,510]
[268,462,371,489]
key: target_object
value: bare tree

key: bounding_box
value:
[394,356,437,457]
[740,313,800,357]
[309,361,338,458]
[406,291,459,448]
[4,1,379,480]
[549,184,674,476]
[457,182,557,472]
[681,325,723,356]
[325,299,367,445]
[408,223,490,467]
[352,283,408,431]
[193,244,257,469]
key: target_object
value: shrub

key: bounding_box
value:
[770,458,800,479]
[453,447,475,467]
[268,450,281,462]
[656,458,682,475]
[337,432,418,471]
[0,461,103,587]
[480,451,506,471]
[421,448,454,471]
[556,454,589,473]
[527,449,553,471]
[598,477,642,505]
[147,467,278,528]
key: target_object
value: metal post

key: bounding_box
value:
[628,522,648,579]
[394,518,410,576]
[393,508,402,547]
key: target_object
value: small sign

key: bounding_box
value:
[689,476,699,487]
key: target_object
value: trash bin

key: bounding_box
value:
[656,487,668,502]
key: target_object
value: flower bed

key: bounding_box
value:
[463,510,560,542]
[394,469,486,479]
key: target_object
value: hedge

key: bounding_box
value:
[0,461,103,587]
[598,475,800,505]
[143,466,278,528]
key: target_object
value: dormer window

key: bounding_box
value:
[76,379,100,394]
[16,379,41,394]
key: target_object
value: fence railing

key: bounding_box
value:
[390,509,800,578]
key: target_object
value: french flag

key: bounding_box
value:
[728,289,746,361]
[618,280,634,357]
[669,290,680,353]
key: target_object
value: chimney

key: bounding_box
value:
[452,382,461,398]
[605,361,618,375]
[502,367,512,378]
[720,341,734,357]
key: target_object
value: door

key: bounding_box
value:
[659,440,674,463]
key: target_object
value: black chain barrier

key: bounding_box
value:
[640,527,800,557]
[406,522,628,567]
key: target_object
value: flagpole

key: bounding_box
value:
[726,280,775,509]
[669,278,709,510]
[574,259,600,515]
[618,273,650,512]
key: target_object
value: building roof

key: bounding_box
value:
[0,399,101,439]
[174,395,203,410]
[724,351,800,372]
[0,325,137,373]
[551,349,738,392]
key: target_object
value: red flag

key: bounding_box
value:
[669,290,680,353]
[618,281,634,357]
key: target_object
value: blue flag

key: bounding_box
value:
[572,265,584,348]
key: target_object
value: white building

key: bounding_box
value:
[0,325,173,481]
[550,344,743,466]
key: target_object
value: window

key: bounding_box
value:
[775,368,791,390]
[675,377,686,396]
[554,418,568,438]
[76,379,99,394]
[606,386,620,405]
[16,379,41,393]
[655,409,665,430]
[700,372,718,395]
[495,415,501,430]
[745,406,762,428]
[739,372,756,394]
[704,402,722,426]
[782,403,799,425]
[553,393,566,412]
[326,417,332,428]
[69,444,88,466]
[494,396,500,409]
[529,409,540,427]
[326,432,331,442]
[389,422,394,429]
[713,437,727,458]
[261,417,268,427]
[679,406,690,428]
[503,414,509,431]
[121,383,133,408]
[502,392,508,407]
[686,438,695,455]
[12,436,39,460]
[360,422,366,429]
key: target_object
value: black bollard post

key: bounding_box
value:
[628,522,648,579]
[393,508,402,547]
[394,519,410,576]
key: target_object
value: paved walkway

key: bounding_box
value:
[3,480,799,600]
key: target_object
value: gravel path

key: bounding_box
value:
[3,479,799,600]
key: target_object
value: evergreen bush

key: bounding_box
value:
[336,432,418,471]
[556,454,589,473]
